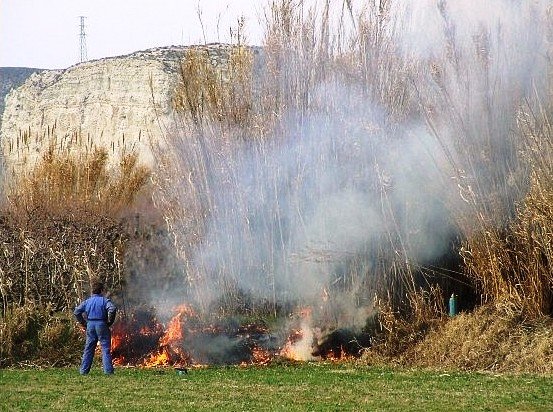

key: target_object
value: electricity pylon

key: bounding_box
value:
[79,16,87,63]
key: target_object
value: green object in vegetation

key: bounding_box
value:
[449,293,458,317]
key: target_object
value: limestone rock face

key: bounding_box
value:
[0,67,43,124]
[0,44,240,169]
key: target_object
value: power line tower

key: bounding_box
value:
[79,16,87,62]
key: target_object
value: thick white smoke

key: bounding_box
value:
[152,0,550,329]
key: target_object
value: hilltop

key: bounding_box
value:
[0,44,259,169]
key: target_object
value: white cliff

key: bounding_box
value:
[0,44,242,170]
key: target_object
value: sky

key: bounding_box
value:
[0,0,266,69]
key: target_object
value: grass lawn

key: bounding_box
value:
[1,362,552,411]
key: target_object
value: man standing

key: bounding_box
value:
[74,280,117,375]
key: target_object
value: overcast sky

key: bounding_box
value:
[0,0,266,69]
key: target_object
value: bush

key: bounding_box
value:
[0,304,82,367]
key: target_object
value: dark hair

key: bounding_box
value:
[91,280,105,295]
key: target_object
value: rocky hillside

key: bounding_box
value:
[0,44,253,170]
[0,67,43,125]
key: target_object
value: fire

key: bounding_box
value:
[108,303,368,368]
[279,326,315,361]
[239,350,268,367]
[159,306,185,345]
[279,307,316,361]
[111,333,124,351]
[143,347,171,367]
[109,305,199,368]
[325,346,355,362]
[111,332,126,365]
[250,346,272,365]
[110,308,167,366]
[141,304,195,367]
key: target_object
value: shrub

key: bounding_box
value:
[0,304,82,367]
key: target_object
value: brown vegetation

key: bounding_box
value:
[0,0,551,371]
[154,1,552,368]
[0,140,153,366]
[364,304,553,373]
[460,104,553,317]
[0,304,82,367]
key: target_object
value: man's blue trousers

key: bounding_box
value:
[80,320,114,374]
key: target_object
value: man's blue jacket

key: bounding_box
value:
[74,294,117,325]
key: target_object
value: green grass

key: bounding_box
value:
[1,363,552,411]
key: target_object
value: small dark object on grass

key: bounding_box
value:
[175,367,188,375]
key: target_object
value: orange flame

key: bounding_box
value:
[279,307,315,361]
[252,346,272,365]
[141,304,195,367]
[325,346,355,362]
[111,333,126,365]
[143,347,171,367]
[109,304,363,368]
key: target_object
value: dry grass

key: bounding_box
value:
[0,304,82,367]
[154,1,552,316]
[364,302,553,373]
[367,286,447,360]
[0,135,159,366]
[153,0,422,315]
[8,144,150,218]
[401,304,553,373]
[0,137,152,313]
[173,46,254,128]
[152,0,553,372]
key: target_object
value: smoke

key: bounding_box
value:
[394,0,548,60]
[150,0,551,329]
[396,0,550,222]
[185,80,452,326]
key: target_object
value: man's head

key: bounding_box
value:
[91,280,105,295]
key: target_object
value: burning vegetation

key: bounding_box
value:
[110,304,372,368]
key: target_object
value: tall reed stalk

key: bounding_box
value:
[0,138,151,315]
